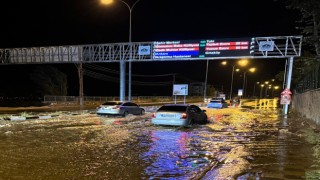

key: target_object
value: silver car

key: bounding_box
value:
[151,104,208,126]
[207,98,228,109]
[96,101,145,116]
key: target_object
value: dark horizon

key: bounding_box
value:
[0,0,299,97]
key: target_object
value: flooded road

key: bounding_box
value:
[0,109,317,179]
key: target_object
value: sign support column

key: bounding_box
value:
[283,56,294,115]
[120,59,126,101]
[204,59,209,102]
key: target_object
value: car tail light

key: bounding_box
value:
[152,113,156,118]
[181,113,187,119]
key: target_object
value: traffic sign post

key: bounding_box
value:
[280,88,292,105]
[283,57,294,116]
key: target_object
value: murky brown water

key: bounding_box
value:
[0,111,317,179]
[235,129,315,179]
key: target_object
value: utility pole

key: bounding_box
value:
[204,60,209,102]
[283,57,294,115]
[77,63,84,106]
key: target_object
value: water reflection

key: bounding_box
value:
[0,111,317,179]
[141,128,213,179]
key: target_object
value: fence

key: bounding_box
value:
[43,96,204,105]
[240,98,279,109]
[295,63,320,93]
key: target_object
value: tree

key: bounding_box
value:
[287,0,320,56]
[30,66,68,96]
[275,0,320,85]
[207,85,217,97]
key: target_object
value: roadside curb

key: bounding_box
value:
[6,115,55,121]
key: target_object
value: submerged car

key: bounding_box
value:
[207,98,228,109]
[151,104,208,126]
[96,101,145,116]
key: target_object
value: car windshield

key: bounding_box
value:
[158,105,187,112]
[211,98,222,101]
[210,100,222,103]
[102,102,122,105]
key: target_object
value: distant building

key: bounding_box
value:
[189,82,222,97]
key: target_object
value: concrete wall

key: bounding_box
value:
[292,90,320,125]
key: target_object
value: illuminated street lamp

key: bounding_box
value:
[272,85,280,98]
[239,67,256,98]
[265,84,272,98]
[221,61,236,100]
[221,59,249,100]
[260,84,265,98]
[101,0,142,101]
[253,81,260,97]
[101,0,113,4]
[238,59,249,67]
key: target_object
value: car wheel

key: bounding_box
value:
[140,109,145,115]
[202,116,208,124]
[123,111,129,117]
[189,119,195,126]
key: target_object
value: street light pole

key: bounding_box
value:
[117,0,142,101]
[253,82,260,97]
[204,60,209,102]
[222,60,250,100]
[265,86,268,98]
[101,0,142,101]
[229,65,235,101]
[242,72,246,98]
[260,84,264,99]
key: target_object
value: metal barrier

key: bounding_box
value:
[43,96,203,104]
[295,63,320,93]
[240,98,279,109]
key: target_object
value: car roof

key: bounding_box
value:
[101,101,128,105]
[211,97,223,100]
[163,104,189,107]
[103,101,135,103]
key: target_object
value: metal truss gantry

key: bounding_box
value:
[0,35,303,109]
[0,36,302,64]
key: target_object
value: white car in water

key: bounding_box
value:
[151,104,208,127]
[96,101,145,117]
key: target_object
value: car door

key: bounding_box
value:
[188,105,200,122]
[121,102,131,114]
[190,105,205,123]
[222,100,228,108]
[131,103,140,114]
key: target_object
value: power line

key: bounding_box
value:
[80,64,198,86]
[83,69,173,86]
[84,64,177,77]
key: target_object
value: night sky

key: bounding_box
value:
[0,0,300,97]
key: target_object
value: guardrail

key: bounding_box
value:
[43,96,204,105]
[240,98,279,109]
[295,63,320,93]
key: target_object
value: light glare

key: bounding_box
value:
[238,59,248,67]
[101,0,113,5]
[249,67,256,73]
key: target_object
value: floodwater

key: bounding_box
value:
[0,106,97,115]
[0,111,317,179]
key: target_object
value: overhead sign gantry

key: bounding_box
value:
[0,36,302,64]
[0,35,302,115]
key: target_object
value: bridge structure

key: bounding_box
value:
[0,36,302,114]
